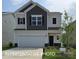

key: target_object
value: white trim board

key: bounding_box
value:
[31,15,42,17]
[24,4,36,13]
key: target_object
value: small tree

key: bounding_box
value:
[61,10,74,49]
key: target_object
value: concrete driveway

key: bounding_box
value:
[2,48,43,59]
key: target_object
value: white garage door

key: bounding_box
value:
[15,35,47,48]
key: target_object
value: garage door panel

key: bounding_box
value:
[15,35,47,48]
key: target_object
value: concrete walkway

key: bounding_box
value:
[2,48,43,59]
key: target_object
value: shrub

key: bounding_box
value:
[45,43,49,47]
[9,42,13,47]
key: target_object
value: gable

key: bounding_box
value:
[27,5,47,30]
[15,1,49,12]
[27,5,47,13]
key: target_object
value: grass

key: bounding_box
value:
[43,55,71,59]
[2,43,15,50]
[2,46,15,50]
[43,47,76,59]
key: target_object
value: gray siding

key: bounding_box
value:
[27,6,47,30]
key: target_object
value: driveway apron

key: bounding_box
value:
[2,48,43,59]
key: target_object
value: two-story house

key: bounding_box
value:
[2,1,62,48]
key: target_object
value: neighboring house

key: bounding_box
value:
[2,1,62,48]
[2,12,15,47]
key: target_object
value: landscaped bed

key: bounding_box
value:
[2,42,17,50]
[2,46,15,50]
[42,47,76,59]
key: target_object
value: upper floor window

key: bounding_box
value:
[52,18,56,24]
[18,18,25,24]
[31,15,42,26]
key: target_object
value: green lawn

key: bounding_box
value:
[2,42,18,50]
[43,47,76,59]
[2,46,15,50]
[2,43,15,50]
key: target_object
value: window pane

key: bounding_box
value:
[23,18,25,24]
[18,18,25,24]
[53,18,56,24]
[37,17,42,26]
[32,21,36,26]
[31,17,36,21]
[38,21,41,26]
[18,18,22,24]
[37,17,42,21]
[18,18,20,24]
[20,18,23,24]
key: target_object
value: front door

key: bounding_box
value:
[49,36,54,46]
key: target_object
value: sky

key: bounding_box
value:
[2,0,76,18]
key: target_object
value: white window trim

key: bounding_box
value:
[31,15,42,17]
[18,17,25,24]
[31,15,42,26]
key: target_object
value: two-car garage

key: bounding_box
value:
[14,31,48,48]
